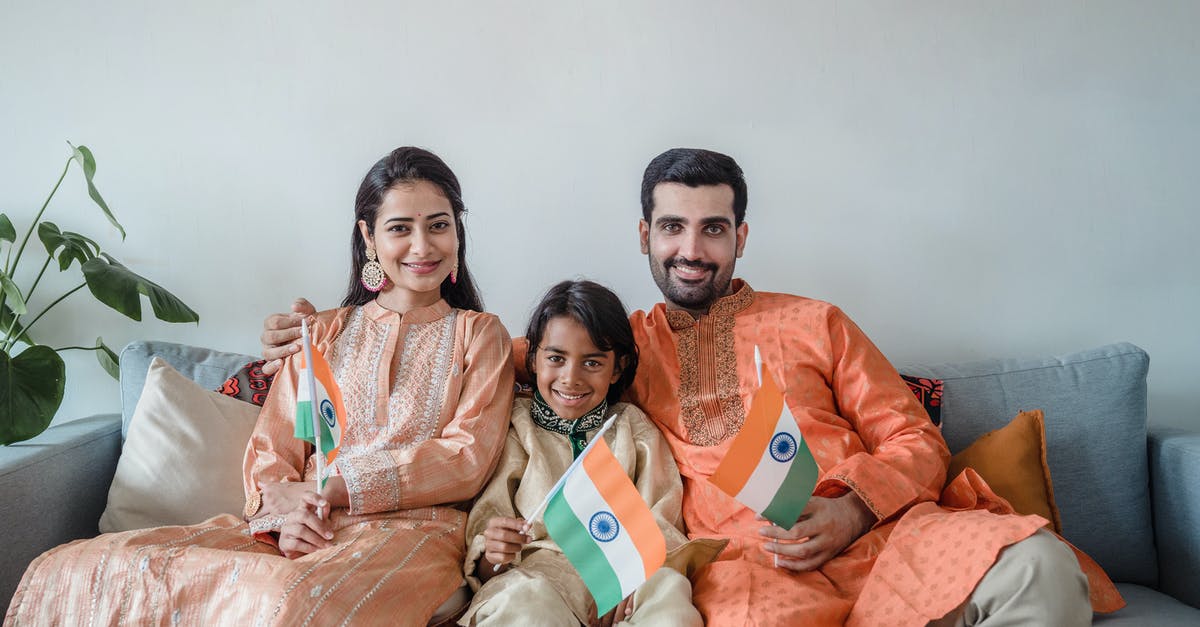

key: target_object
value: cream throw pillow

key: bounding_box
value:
[99,357,260,532]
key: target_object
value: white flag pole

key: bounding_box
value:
[300,320,326,500]
[755,344,779,567]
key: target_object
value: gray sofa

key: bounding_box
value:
[2,340,1197,623]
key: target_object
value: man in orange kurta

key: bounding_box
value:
[625,148,1122,625]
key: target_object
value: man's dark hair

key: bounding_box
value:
[524,280,639,405]
[640,148,748,225]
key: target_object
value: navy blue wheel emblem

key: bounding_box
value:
[770,432,797,462]
[589,511,620,542]
[320,399,337,429]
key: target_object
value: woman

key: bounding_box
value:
[6,147,515,626]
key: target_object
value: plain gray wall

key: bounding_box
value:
[2,1,1196,430]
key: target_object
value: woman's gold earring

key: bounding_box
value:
[360,246,388,292]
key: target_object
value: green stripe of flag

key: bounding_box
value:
[761,437,820,528]
[544,489,623,612]
[295,400,316,440]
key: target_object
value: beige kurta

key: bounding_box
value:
[459,399,704,626]
[5,300,515,627]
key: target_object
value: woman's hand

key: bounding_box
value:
[278,492,334,559]
[477,517,530,581]
[259,480,318,518]
[260,298,317,376]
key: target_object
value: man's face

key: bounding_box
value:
[639,182,748,316]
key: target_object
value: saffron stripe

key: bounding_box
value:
[709,371,786,493]
[582,438,666,577]
[544,488,623,613]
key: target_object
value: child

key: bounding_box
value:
[459,280,706,626]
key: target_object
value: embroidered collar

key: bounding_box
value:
[665,279,756,330]
[363,298,452,325]
[530,391,608,436]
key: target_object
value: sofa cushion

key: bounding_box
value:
[947,409,1061,533]
[100,358,260,532]
[901,342,1154,586]
[1094,584,1200,625]
[119,341,257,438]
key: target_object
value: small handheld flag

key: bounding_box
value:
[529,416,667,616]
[295,319,348,491]
[708,346,820,529]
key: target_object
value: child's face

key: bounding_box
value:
[532,315,621,420]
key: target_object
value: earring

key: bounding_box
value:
[360,246,388,292]
[450,261,458,285]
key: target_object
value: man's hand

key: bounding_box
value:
[759,492,876,572]
[260,298,317,376]
[278,492,334,559]
[477,517,530,581]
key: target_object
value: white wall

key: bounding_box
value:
[2,1,1196,429]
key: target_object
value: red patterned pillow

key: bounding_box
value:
[215,360,275,406]
[900,373,943,427]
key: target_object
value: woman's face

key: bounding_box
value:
[532,315,620,420]
[359,180,459,311]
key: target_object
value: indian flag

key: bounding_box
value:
[293,326,347,479]
[542,428,666,616]
[708,346,820,528]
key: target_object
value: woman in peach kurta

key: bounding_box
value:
[627,280,1122,626]
[5,147,515,627]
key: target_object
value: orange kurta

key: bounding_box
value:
[6,300,514,627]
[627,280,1120,626]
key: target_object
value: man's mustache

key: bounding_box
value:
[665,258,718,273]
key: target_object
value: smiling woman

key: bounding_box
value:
[6,147,515,626]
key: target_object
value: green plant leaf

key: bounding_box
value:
[0,214,15,243]
[38,222,100,271]
[81,254,199,323]
[0,270,26,315]
[0,303,34,345]
[0,345,66,445]
[68,143,125,240]
[95,337,120,380]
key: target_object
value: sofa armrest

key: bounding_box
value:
[0,414,121,610]
[1150,426,1200,609]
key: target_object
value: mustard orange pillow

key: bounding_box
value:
[946,409,1063,533]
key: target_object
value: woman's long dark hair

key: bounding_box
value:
[341,147,483,312]
[524,280,639,405]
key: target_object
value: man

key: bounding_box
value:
[262,148,1119,625]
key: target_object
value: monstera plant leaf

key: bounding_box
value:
[0,303,34,345]
[0,213,15,243]
[81,254,198,323]
[0,269,25,316]
[68,143,125,240]
[95,337,120,380]
[38,222,100,271]
[0,345,65,445]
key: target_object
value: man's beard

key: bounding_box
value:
[649,256,733,312]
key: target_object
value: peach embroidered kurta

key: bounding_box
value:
[627,280,1120,626]
[5,300,514,627]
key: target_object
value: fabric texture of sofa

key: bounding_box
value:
[1,340,1197,623]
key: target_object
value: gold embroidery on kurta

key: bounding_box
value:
[668,283,755,446]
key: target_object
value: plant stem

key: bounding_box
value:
[0,158,71,319]
[3,282,85,352]
[9,158,70,279]
[23,256,53,307]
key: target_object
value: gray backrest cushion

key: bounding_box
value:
[119,340,258,438]
[901,342,1154,586]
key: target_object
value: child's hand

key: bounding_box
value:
[482,516,531,569]
[596,594,635,627]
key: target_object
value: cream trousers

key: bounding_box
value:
[930,529,1092,627]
